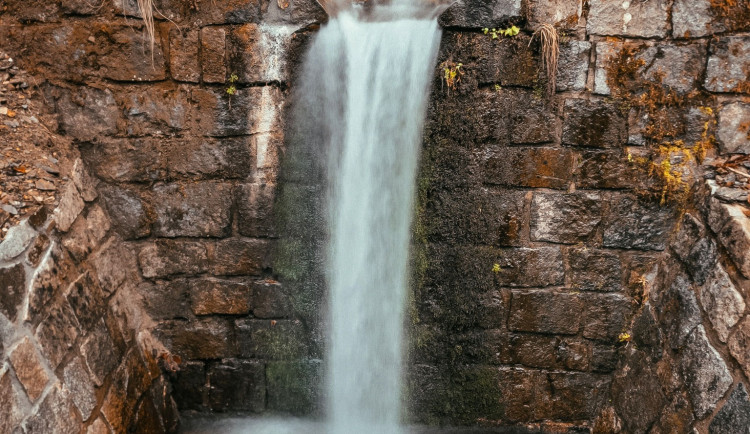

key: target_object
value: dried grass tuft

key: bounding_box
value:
[530,23,559,98]
[137,0,156,58]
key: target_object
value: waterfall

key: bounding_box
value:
[296,5,443,434]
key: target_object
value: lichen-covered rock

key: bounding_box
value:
[705,36,750,94]
[682,326,733,419]
[530,192,602,243]
[698,265,745,342]
[266,360,323,415]
[709,384,750,434]
[237,183,277,238]
[587,0,668,38]
[718,102,750,154]
[536,372,612,420]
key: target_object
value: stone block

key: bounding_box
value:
[117,84,190,136]
[190,278,251,316]
[536,372,611,420]
[509,99,559,144]
[35,301,80,369]
[509,291,582,334]
[715,206,750,279]
[656,272,701,350]
[483,146,576,189]
[469,246,564,288]
[54,183,85,233]
[22,385,78,434]
[556,40,590,92]
[525,0,582,30]
[0,221,36,262]
[172,361,207,411]
[508,334,561,369]
[99,24,167,81]
[670,212,704,262]
[562,99,626,148]
[685,238,718,285]
[709,384,750,434]
[718,102,750,154]
[138,239,209,278]
[587,0,668,38]
[236,319,308,359]
[81,319,120,386]
[63,357,97,421]
[591,344,618,373]
[266,360,323,415]
[201,27,227,83]
[582,293,631,341]
[139,281,190,320]
[65,272,106,333]
[237,183,277,237]
[99,183,152,240]
[207,359,265,412]
[705,36,750,94]
[9,337,50,402]
[0,370,25,433]
[530,192,602,243]
[611,349,667,433]
[602,194,675,250]
[72,159,101,202]
[151,181,233,238]
[672,0,717,38]
[728,316,750,380]
[438,0,522,28]
[187,0,262,25]
[155,318,236,360]
[100,350,157,433]
[55,86,118,142]
[568,247,621,292]
[228,23,298,84]
[425,187,525,247]
[91,238,138,295]
[0,264,26,322]
[252,280,293,319]
[211,238,271,276]
[167,137,253,180]
[632,305,663,362]
[192,86,282,137]
[169,28,200,82]
[62,205,111,261]
[574,149,645,189]
[26,246,76,326]
[682,326,733,419]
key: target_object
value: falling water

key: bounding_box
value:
[296,4,442,434]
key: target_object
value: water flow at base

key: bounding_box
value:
[296,7,442,434]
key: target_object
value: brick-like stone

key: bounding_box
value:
[36,302,80,369]
[682,325,733,419]
[54,183,85,233]
[480,247,565,288]
[709,384,750,434]
[55,86,119,142]
[252,280,292,318]
[237,319,308,359]
[118,84,189,136]
[525,0,582,30]
[699,265,745,343]
[172,361,207,411]
[575,150,645,189]
[62,205,111,261]
[603,194,675,250]
[659,272,702,350]
[509,100,559,144]
[509,291,582,334]
[23,385,78,434]
[237,183,276,237]
[557,40,590,92]
[99,183,152,240]
[0,264,26,322]
[612,349,667,433]
[0,370,25,433]
[530,192,602,243]
[152,181,233,238]
[536,372,611,420]
[715,206,750,279]
[9,337,49,402]
[63,357,97,421]
[484,147,576,189]
[718,102,750,154]
[582,293,631,341]
[0,221,36,262]
[138,239,209,278]
[266,360,323,415]
[438,0,522,28]
[211,238,271,276]
[705,36,750,94]
[139,281,190,320]
[728,316,750,380]
[155,318,236,359]
[191,87,277,137]
[99,24,167,81]
[587,0,668,38]
[81,319,120,386]
[190,278,251,315]
[167,137,253,180]
[228,23,297,83]
[100,350,157,433]
[672,0,716,38]
[91,238,138,295]
[201,27,227,83]
[562,99,626,148]
[208,359,265,412]
[569,247,621,292]
[169,28,200,82]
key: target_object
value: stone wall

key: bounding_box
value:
[1,0,750,432]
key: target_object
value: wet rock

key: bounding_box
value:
[575,150,645,189]
[438,0,522,28]
[612,349,666,433]
[705,36,750,94]
[509,291,582,334]
[582,293,631,341]
[632,305,662,361]
[715,205,750,278]
[557,40,590,92]
[152,181,233,238]
[717,102,750,154]
[155,318,236,359]
[682,326,733,419]
[484,146,576,189]
[685,238,717,285]
[81,319,120,386]
[190,278,251,316]
[170,28,200,83]
[509,99,559,144]
[671,212,704,262]
[237,183,277,238]
[138,239,209,278]
[35,301,80,369]
[698,265,745,343]
[658,273,701,350]
[603,194,675,251]
[587,0,668,38]
[55,86,118,142]
[236,319,308,359]
[709,384,750,434]
[569,247,622,292]
[172,361,207,411]
[98,183,152,240]
[228,23,298,84]
[562,99,626,148]
[536,372,611,420]
[9,337,50,402]
[252,280,292,319]
[168,137,253,180]
[530,192,602,243]
[207,359,265,412]
[266,360,323,415]
[728,316,750,380]
[53,183,85,233]
[592,345,619,373]
[650,392,694,434]
[63,357,97,421]
[192,86,282,138]
[201,27,227,84]
[211,238,272,276]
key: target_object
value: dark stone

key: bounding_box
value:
[171,361,207,412]
[26,233,50,267]
[709,384,750,434]
[22,385,78,434]
[35,301,80,369]
[117,84,189,136]
[155,318,236,360]
[99,183,152,240]
[236,319,309,360]
[612,349,667,433]
[139,281,191,321]
[591,345,619,373]
[575,150,646,189]
[55,86,119,142]
[489,247,565,288]
[252,280,292,318]
[129,395,164,434]
[656,273,701,350]
[151,181,233,238]
[484,147,576,189]
[670,212,704,262]
[681,326,733,418]
[509,99,559,144]
[211,238,272,276]
[508,334,561,369]
[530,192,602,244]
[267,360,323,415]
[28,205,48,229]
[27,247,75,327]
[237,183,277,237]
[208,359,265,412]
[438,0,521,28]
[0,264,26,322]
[509,291,582,335]
[569,247,622,292]
[65,272,106,332]
[189,278,251,316]
[536,372,612,420]
[562,99,626,148]
[582,294,632,341]
[685,238,718,285]
[81,319,121,386]
[632,305,663,361]
[138,240,209,278]
[603,195,675,251]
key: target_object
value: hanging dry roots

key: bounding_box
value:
[137,0,156,59]
[530,23,559,98]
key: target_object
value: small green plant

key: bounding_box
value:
[441,61,463,94]
[494,84,502,92]
[226,73,239,108]
[482,25,520,39]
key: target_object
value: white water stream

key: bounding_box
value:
[299,6,442,434]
